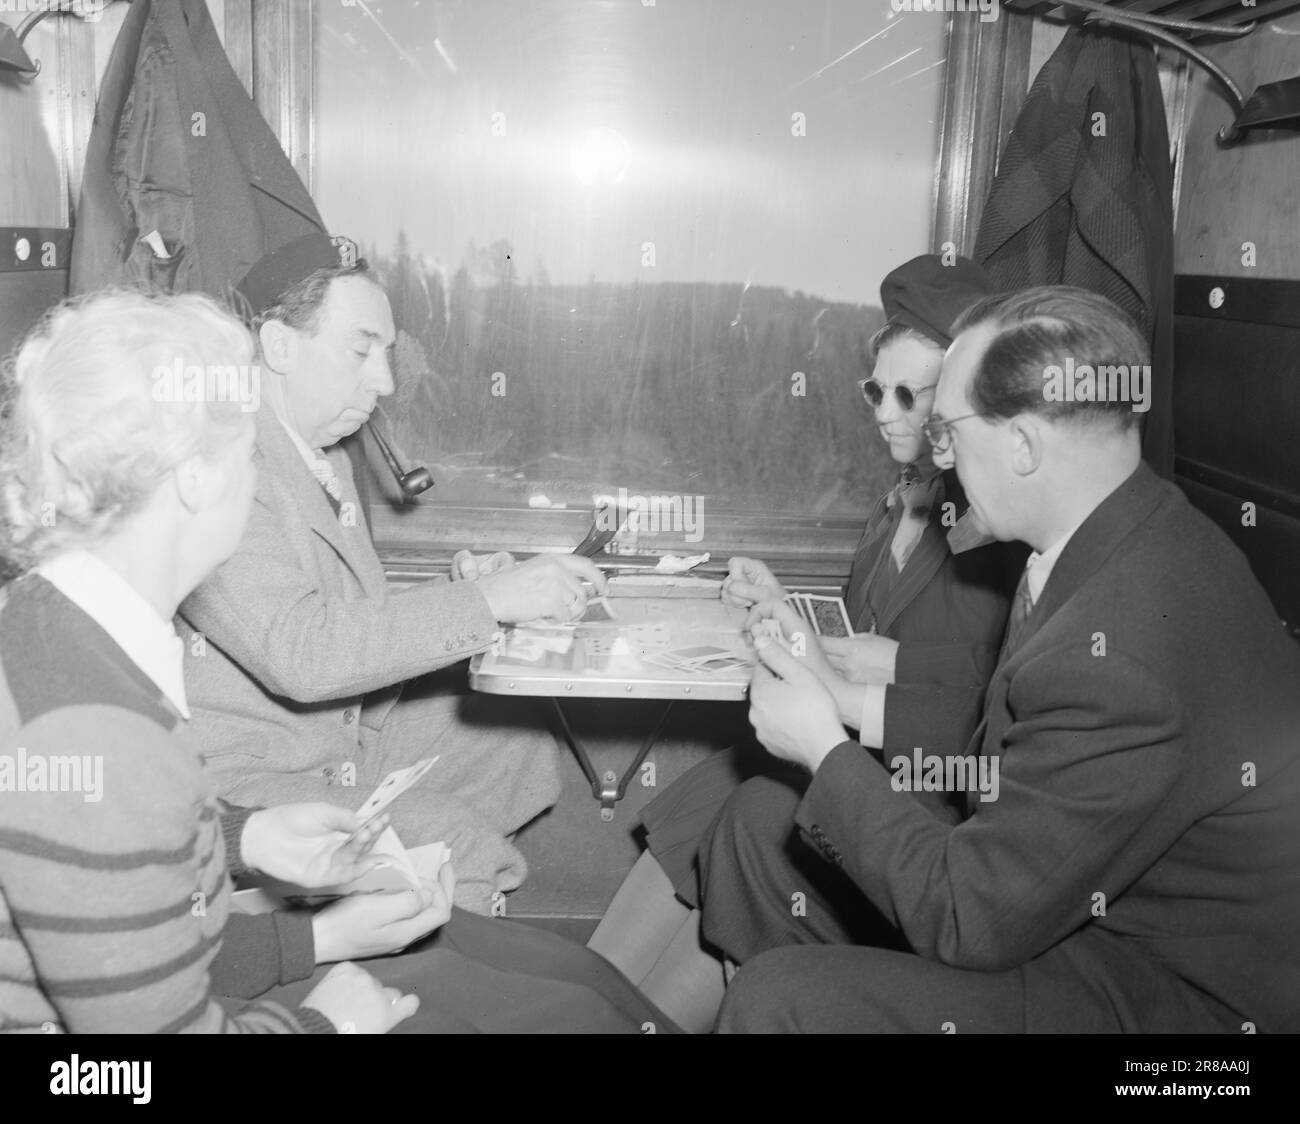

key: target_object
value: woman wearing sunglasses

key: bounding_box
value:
[0,291,675,1034]
[586,255,1023,1031]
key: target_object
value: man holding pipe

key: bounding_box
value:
[179,233,603,913]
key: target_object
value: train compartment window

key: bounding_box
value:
[314,0,951,563]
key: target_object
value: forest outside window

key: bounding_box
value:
[314,0,950,560]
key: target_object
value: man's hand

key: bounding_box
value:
[744,599,839,688]
[820,634,900,685]
[748,635,851,773]
[744,601,868,733]
[477,553,608,623]
[449,550,515,582]
[241,805,388,888]
[312,861,456,963]
[300,961,419,1034]
[721,556,785,608]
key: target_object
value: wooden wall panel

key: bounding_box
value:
[252,0,313,193]
[1175,14,1300,279]
[0,19,66,227]
[223,0,255,96]
[55,13,96,221]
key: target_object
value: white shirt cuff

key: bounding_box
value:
[858,683,887,749]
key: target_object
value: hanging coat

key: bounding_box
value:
[70,0,324,298]
[973,25,1175,478]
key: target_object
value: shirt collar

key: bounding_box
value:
[888,462,944,511]
[1024,513,1090,605]
[38,550,190,719]
[277,416,324,473]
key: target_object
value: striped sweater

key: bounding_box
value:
[0,574,332,1033]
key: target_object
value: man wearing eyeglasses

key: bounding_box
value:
[585,257,1023,1029]
[707,285,1300,1033]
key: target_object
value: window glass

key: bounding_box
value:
[316,0,948,531]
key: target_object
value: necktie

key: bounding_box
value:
[310,453,343,502]
[998,565,1035,662]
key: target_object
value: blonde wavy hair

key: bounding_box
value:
[0,289,255,573]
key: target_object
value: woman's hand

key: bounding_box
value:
[819,634,900,685]
[748,635,850,774]
[450,550,516,582]
[721,556,784,608]
[312,861,456,963]
[241,805,388,888]
[300,961,419,1034]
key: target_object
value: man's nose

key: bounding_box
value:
[368,349,395,397]
[931,439,955,471]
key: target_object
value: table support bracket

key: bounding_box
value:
[549,699,675,821]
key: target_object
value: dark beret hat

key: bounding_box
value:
[235,232,361,316]
[879,254,993,348]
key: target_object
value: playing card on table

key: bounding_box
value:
[693,655,750,673]
[642,650,694,672]
[641,645,749,675]
[669,645,734,666]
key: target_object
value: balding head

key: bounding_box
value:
[929,286,1145,550]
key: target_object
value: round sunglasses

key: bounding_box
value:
[858,377,937,413]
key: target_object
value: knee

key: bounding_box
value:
[715,947,805,1033]
[699,775,800,893]
[704,774,802,858]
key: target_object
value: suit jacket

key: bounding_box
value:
[797,463,1300,1031]
[71,0,324,297]
[973,26,1175,478]
[844,470,1021,754]
[177,407,497,783]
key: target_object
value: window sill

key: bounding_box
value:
[372,499,861,592]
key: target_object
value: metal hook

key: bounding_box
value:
[1048,0,1253,39]
[1056,1,1255,148]
[8,3,101,80]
